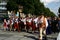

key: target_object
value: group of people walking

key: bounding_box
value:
[3,14,60,40]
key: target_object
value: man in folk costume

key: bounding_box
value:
[38,15,48,40]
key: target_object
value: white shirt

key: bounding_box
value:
[7,20,10,25]
[38,17,44,24]
[33,17,38,23]
[27,18,32,23]
[45,18,48,28]
[21,18,26,25]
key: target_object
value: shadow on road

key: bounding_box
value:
[24,35,38,40]
[0,34,13,37]
[47,37,57,40]
[24,35,57,40]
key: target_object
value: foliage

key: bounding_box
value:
[6,0,56,17]
[58,7,60,17]
[58,7,60,13]
[0,0,1,3]
[6,0,18,11]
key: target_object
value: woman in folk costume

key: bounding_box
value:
[14,21,17,31]
[26,17,31,32]
[21,18,26,31]
[3,19,7,31]
[12,17,15,31]
[28,17,32,30]
[14,18,20,32]
[20,18,25,31]
[18,18,21,32]
[33,17,38,31]
[7,20,10,31]
[23,18,27,31]
[17,20,20,32]
[38,15,47,40]
[10,19,13,31]
[31,17,36,33]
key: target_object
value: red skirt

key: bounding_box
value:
[31,21,36,31]
[14,22,18,29]
[4,22,7,27]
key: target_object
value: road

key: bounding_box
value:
[0,30,59,40]
[0,23,59,40]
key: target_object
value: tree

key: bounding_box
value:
[0,0,1,3]
[6,0,18,11]
[58,7,60,13]
[6,0,56,17]
[58,7,60,17]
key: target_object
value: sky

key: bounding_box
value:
[40,0,60,16]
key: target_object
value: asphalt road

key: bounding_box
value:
[0,23,59,40]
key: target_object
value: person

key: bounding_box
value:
[18,18,21,32]
[3,19,7,31]
[20,18,25,31]
[33,17,38,31]
[38,15,47,40]
[26,17,32,32]
[10,19,13,31]
[14,17,20,32]
[31,17,36,33]
[51,17,58,33]
[57,17,60,32]
[46,17,52,34]
[7,20,10,31]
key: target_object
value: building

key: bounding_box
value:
[0,0,7,17]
